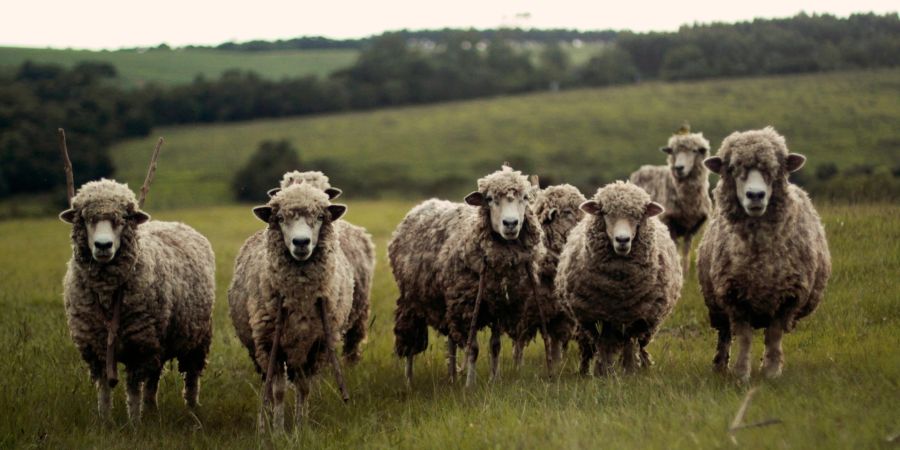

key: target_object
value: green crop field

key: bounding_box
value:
[0,46,359,86]
[107,69,900,210]
[0,201,897,448]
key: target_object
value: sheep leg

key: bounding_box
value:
[404,355,414,387]
[713,325,732,373]
[464,264,487,389]
[638,336,653,368]
[762,321,785,379]
[142,367,162,412]
[621,338,637,373]
[465,337,480,388]
[271,371,286,433]
[595,322,621,377]
[489,326,501,381]
[578,324,599,376]
[95,378,112,420]
[549,337,563,374]
[447,340,458,383]
[732,321,753,383]
[681,235,693,275]
[125,371,143,424]
[318,298,350,402]
[512,339,524,369]
[293,376,310,430]
[183,371,200,408]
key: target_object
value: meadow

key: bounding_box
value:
[0,201,897,449]
[0,46,358,86]
[108,69,900,209]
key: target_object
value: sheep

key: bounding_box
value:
[228,184,354,431]
[60,179,215,422]
[697,127,831,383]
[513,183,585,371]
[630,124,712,274]
[556,181,682,376]
[390,165,545,387]
[268,170,374,363]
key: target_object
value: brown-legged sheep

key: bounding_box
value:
[389,165,545,387]
[697,127,831,383]
[267,170,374,363]
[513,184,585,371]
[228,184,354,431]
[630,125,712,274]
[60,179,215,423]
[556,181,682,376]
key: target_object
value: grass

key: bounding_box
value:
[0,46,358,86]
[0,201,897,449]
[107,69,900,209]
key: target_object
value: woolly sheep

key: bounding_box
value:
[697,127,831,383]
[60,179,215,422]
[228,184,354,431]
[556,181,682,376]
[630,126,712,274]
[269,170,375,363]
[390,165,545,387]
[513,184,585,370]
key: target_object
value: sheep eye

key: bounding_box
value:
[485,196,493,203]
[317,214,325,221]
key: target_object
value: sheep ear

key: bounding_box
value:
[644,202,665,218]
[253,206,273,223]
[529,175,540,187]
[704,156,724,174]
[327,204,347,221]
[785,153,806,173]
[464,191,485,206]
[660,147,673,154]
[267,188,281,198]
[324,187,342,200]
[59,208,77,224]
[579,200,603,216]
[129,210,151,224]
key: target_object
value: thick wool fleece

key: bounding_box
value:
[228,184,354,378]
[63,179,214,386]
[517,184,585,345]
[277,170,375,361]
[630,132,712,239]
[556,182,682,352]
[390,167,544,357]
[697,127,831,332]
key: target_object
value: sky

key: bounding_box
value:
[1,0,897,50]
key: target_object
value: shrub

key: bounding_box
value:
[231,140,301,203]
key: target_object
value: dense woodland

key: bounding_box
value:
[1,13,898,200]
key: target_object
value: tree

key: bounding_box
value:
[231,140,301,202]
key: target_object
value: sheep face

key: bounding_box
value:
[466,190,529,241]
[662,133,709,180]
[580,182,664,256]
[254,184,346,262]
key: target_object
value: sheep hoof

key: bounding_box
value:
[762,361,783,379]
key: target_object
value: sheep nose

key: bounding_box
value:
[94,240,112,250]
[292,237,310,247]
[746,190,765,201]
[615,236,630,244]
[502,219,519,228]
[674,165,685,172]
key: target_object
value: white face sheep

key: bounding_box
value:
[698,127,830,383]
[390,165,545,388]
[229,184,355,432]
[556,181,682,376]
[629,126,712,273]
[60,179,215,424]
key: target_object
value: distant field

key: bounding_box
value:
[0,46,359,85]
[108,69,900,209]
[0,202,897,448]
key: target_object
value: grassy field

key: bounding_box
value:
[108,69,900,209]
[0,46,358,86]
[0,201,897,448]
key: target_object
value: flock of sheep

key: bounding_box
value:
[56,124,831,430]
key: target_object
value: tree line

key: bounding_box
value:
[1,12,898,199]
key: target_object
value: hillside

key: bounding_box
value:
[0,46,358,86]
[109,69,900,209]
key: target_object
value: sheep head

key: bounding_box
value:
[580,181,663,256]
[254,184,346,262]
[660,130,710,180]
[464,165,534,241]
[532,184,586,253]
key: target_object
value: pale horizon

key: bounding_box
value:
[1,0,897,51]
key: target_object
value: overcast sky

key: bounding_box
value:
[2,0,896,50]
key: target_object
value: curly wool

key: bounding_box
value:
[279,170,332,191]
[517,184,585,346]
[630,132,711,239]
[556,182,682,356]
[63,179,215,398]
[390,167,544,357]
[228,184,354,379]
[697,128,831,332]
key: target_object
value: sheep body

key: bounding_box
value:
[556,181,682,375]
[697,127,831,381]
[63,179,214,421]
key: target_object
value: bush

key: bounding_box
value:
[231,140,301,203]
[578,47,639,86]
